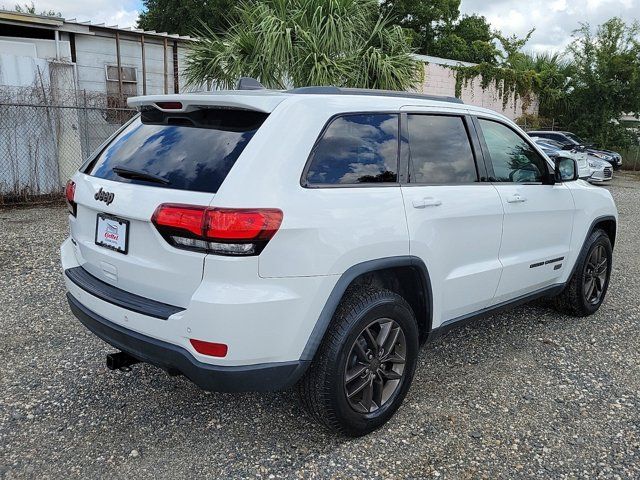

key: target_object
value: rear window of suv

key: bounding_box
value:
[85,108,268,193]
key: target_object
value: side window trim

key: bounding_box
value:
[401,112,483,186]
[470,115,495,181]
[300,111,401,189]
[474,115,553,185]
[398,112,410,184]
[464,114,489,182]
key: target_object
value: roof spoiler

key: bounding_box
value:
[127,92,285,113]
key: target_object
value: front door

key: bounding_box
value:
[475,118,575,303]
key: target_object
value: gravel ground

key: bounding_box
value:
[1,175,639,479]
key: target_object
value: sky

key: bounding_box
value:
[460,0,640,53]
[12,0,640,54]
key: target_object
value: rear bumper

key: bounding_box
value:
[61,236,336,366]
[67,292,308,392]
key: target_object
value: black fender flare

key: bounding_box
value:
[566,215,617,279]
[299,256,433,362]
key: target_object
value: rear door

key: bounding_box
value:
[474,117,575,303]
[399,109,504,323]
[70,106,269,307]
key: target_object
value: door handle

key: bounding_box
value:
[412,197,442,209]
[506,193,527,204]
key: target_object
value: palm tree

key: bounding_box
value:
[184,0,421,91]
[514,52,574,117]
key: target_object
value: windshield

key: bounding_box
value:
[564,132,586,144]
[85,108,268,193]
[539,139,564,149]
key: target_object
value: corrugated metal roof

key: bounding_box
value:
[0,10,64,26]
[0,9,194,41]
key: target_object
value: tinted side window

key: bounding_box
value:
[479,119,548,183]
[407,114,477,183]
[305,114,399,185]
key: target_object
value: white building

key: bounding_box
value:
[0,11,203,200]
[0,10,196,102]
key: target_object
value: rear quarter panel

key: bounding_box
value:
[211,96,410,278]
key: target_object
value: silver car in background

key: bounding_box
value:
[530,137,611,184]
[530,137,591,179]
[586,156,614,183]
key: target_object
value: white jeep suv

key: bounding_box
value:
[61,86,617,436]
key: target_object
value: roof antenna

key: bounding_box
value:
[236,77,265,90]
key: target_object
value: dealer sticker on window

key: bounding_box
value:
[95,213,129,254]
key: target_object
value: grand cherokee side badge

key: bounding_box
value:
[95,187,115,205]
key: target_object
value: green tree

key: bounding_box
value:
[455,17,640,149]
[381,1,498,63]
[185,0,422,90]
[430,15,499,63]
[495,29,535,67]
[559,19,640,147]
[452,28,542,109]
[512,51,574,118]
[137,0,236,36]
[380,0,460,54]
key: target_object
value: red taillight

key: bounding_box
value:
[190,339,228,357]
[65,180,76,216]
[155,101,183,110]
[151,204,283,256]
[151,204,204,237]
[205,208,283,241]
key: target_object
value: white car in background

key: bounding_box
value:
[530,137,611,184]
[586,156,614,183]
[530,137,591,179]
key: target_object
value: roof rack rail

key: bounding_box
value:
[286,86,464,104]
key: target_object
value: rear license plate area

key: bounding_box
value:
[95,213,129,254]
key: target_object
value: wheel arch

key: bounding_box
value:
[591,215,617,248]
[566,214,617,282]
[299,256,433,363]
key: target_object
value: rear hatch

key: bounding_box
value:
[69,101,272,307]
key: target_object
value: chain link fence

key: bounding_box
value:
[0,91,136,206]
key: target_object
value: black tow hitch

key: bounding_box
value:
[106,351,140,371]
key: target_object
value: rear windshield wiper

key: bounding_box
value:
[112,166,170,185]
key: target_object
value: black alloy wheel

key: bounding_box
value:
[344,318,407,414]
[583,244,608,305]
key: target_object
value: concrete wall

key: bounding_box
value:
[414,60,539,120]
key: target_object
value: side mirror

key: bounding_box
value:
[555,157,578,182]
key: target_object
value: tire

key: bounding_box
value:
[297,285,419,437]
[552,228,612,316]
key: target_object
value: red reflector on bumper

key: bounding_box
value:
[190,339,228,358]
